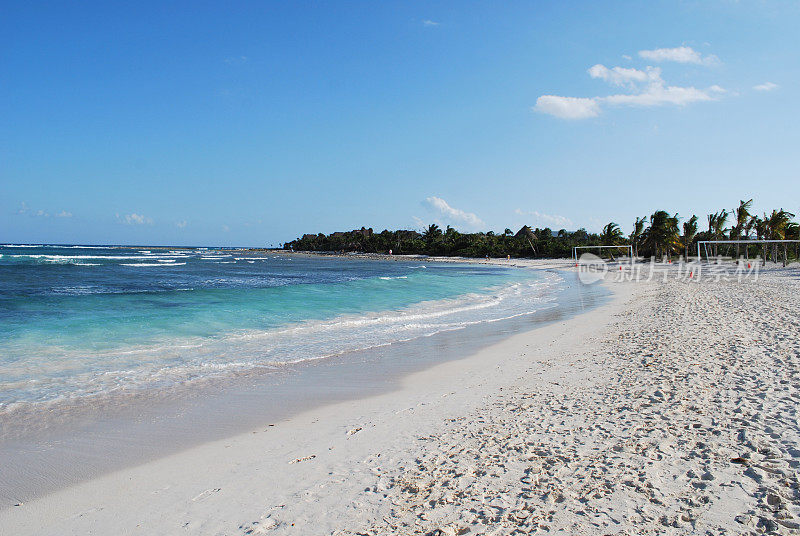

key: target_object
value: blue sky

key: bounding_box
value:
[2,1,798,246]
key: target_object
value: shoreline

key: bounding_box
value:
[0,271,631,535]
[0,262,605,510]
[261,249,580,268]
[4,267,798,534]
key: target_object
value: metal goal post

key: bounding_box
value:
[572,245,634,263]
[697,239,800,265]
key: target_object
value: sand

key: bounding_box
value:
[2,262,799,535]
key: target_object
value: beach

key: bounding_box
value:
[2,261,798,535]
[1,249,597,506]
[5,0,799,533]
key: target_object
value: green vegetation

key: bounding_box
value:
[284,201,799,260]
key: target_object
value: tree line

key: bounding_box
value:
[283,200,799,261]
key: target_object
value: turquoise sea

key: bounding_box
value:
[0,245,562,416]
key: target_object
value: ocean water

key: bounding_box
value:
[0,245,562,417]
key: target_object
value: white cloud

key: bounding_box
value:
[534,95,600,119]
[537,52,724,119]
[638,46,718,65]
[421,19,440,26]
[222,224,230,232]
[754,81,778,91]
[176,220,187,229]
[224,55,248,65]
[588,64,660,88]
[602,82,714,107]
[424,196,484,228]
[117,213,153,225]
[515,208,573,229]
[16,202,60,218]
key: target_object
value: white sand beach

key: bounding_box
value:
[2,262,799,535]
[5,1,799,533]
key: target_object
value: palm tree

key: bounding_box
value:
[752,213,773,263]
[682,215,698,260]
[441,225,459,253]
[630,216,647,258]
[750,215,766,262]
[643,211,680,259]
[731,199,753,259]
[423,223,442,242]
[741,214,759,259]
[754,215,766,240]
[744,215,757,239]
[786,221,800,261]
[706,210,729,256]
[422,224,443,254]
[764,209,795,263]
[599,222,624,259]
[765,209,794,239]
[600,222,623,244]
[515,225,538,256]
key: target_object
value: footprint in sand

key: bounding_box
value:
[289,455,316,464]
[241,517,278,534]
[191,488,221,502]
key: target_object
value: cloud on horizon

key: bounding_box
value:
[16,202,62,218]
[423,196,484,229]
[535,49,724,119]
[421,19,440,26]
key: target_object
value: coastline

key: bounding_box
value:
[1,271,627,535]
[259,250,580,270]
[4,265,799,534]
[0,263,617,534]
[0,260,603,510]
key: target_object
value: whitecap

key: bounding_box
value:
[120,262,187,267]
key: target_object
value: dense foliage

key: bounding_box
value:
[284,225,613,258]
[284,200,799,260]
